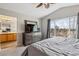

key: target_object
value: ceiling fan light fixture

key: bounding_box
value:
[32,3,55,9]
[36,3,43,8]
[44,3,49,9]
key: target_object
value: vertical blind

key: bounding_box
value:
[50,16,77,38]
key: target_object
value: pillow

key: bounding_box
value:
[49,36,67,43]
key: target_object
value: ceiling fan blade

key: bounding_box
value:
[36,3,43,8]
[45,3,55,8]
[44,3,49,8]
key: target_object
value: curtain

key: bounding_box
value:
[77,13,79,39]
[46,19,50,38]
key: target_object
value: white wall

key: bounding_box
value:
[0,8,40,46]
[40,5,79,39]
[10,18,17,32]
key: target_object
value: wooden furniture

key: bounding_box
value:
[7,33,16,41]
[23,20,41,46]
[23,32,42,46]
[0,34,7,43]
[0,33,16,43]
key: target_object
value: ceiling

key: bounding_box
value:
[0,3,78,18]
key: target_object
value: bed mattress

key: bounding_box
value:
[28,36,79,56]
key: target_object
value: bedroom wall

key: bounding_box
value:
[40,5,79,39]
[0,8,40,46]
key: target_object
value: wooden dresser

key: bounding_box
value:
[23,32,42,46]
[0,33,16,43]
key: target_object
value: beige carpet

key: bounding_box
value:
[1,41,17,49]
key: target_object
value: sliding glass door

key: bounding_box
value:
[50,16,77,38]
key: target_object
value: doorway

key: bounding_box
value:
[0,15,17,50]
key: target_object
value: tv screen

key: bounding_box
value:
[25,24,35,33]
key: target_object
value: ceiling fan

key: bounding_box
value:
[35,3,55,9]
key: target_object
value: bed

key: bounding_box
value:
[27,36,79,56]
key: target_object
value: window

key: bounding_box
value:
[50,16,77,38]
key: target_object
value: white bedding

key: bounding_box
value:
[29,37,79,56]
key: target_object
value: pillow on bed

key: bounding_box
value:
[57,38,79,45]
[34,36,78,46]
[33,36,67,47]
[65,38,78,43]
[35,36,67,44]
[48,36,67,43]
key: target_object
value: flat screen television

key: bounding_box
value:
[25,24,35,33]
[24,20,38,33]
